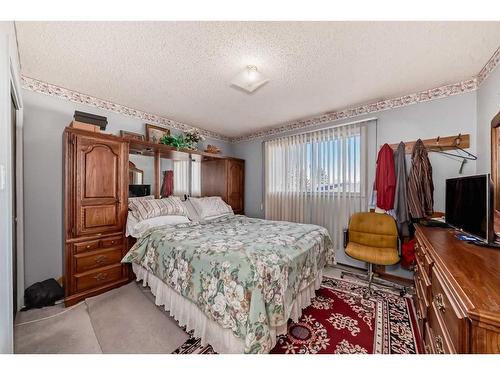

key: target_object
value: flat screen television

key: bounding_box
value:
[445,174,494,243]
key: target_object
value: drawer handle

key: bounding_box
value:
[95,255,108,264]
[435,335,445,354]
[93,273,108,281]
[110,240,115,245]
[434,293,446,313]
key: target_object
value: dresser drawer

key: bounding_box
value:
[415,240,426,263]
[75,248,123,273]
[428,302,456,354]
[423,323,435,354]
[101,236,123,249]
[73,235,124,254]
[74,264,123,292]
[74,239,101,254]
[430,267,465,352]
[415,240,433,277]
[415,263,431,306]
[414,275,428,319]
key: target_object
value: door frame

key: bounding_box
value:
[10,56,24,312]
[491,111,500,215]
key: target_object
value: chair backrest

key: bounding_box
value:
[348,212,398,249]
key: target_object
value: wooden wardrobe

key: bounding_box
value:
[201,158,245,214]
[63,127,130,306]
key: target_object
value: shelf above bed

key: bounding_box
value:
[127,138,227,161]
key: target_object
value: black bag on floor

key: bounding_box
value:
[23,278,64,310]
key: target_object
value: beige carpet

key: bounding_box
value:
[85,282,189,353]
[15,303,102,354]
[14,282,188,354]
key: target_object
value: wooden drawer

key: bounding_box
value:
[75,247,123,273]
[415,239,433,277]
[428,302,455,354]
[415,240,426,262]
[74,264,123,292]
[415,263,431,306]
[101,236,123,249]
[73,235,123,254]
[430,267,465,351]
[74,239,101,254]
[423,323,435,354]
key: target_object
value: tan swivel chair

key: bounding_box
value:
[342,212,405,297]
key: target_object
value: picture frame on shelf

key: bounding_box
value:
[120,130,145,141]
[145,124,170,144]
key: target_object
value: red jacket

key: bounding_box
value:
[375,144,396,210]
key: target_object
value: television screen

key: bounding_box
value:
[445,174,493,243]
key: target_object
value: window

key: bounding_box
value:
[173,160,201,197]
[264,121,370,251]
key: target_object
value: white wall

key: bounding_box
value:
[22,89,234,287]
[0,21,22,354]
[476,65,500,173]
[233,92,478,278]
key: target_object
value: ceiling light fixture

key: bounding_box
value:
[231,65,269,93]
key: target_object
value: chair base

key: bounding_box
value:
[340,264,408,298]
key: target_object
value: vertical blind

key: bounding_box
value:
[264,122,369,253]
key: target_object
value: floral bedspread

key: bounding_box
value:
[122,215,334,353]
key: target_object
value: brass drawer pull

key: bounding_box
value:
[93,273,108,281]
[434,293,446,313]
[86,245,91,249]
[435,335,445,354]
[94,255,108,264]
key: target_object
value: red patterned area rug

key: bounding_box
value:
[172,275,422,354]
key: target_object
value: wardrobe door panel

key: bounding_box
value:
[75,135,126,236]
[83,145,118,198]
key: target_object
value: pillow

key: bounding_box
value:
[129,196,187,221]
[128,195,154,209]
[127,215,191,238]
[182,199,201,222]
[125,211,139,237]
[189,196,233,220]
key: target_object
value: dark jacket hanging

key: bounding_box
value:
[394,142,410,236]
[375,143,396,210]
[407,139,434,218]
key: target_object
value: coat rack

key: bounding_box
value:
[388,134,471,154]
[388,133,477,174]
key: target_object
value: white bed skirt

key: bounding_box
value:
[132,263,323,354]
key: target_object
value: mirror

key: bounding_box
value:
[128,152,202,199]
[129,161,143,184]
[129,154,155,197]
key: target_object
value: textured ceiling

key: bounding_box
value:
[16,21,500,138]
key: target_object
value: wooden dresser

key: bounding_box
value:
[202,158,245,214]
[414,225,500,353]
[63,128,131,306]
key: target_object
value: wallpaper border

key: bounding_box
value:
[20,76,231,142]
[21,47,499,144]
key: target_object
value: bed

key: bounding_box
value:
[122,199,334,354]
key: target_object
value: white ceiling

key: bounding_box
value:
[16,21,500,138]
